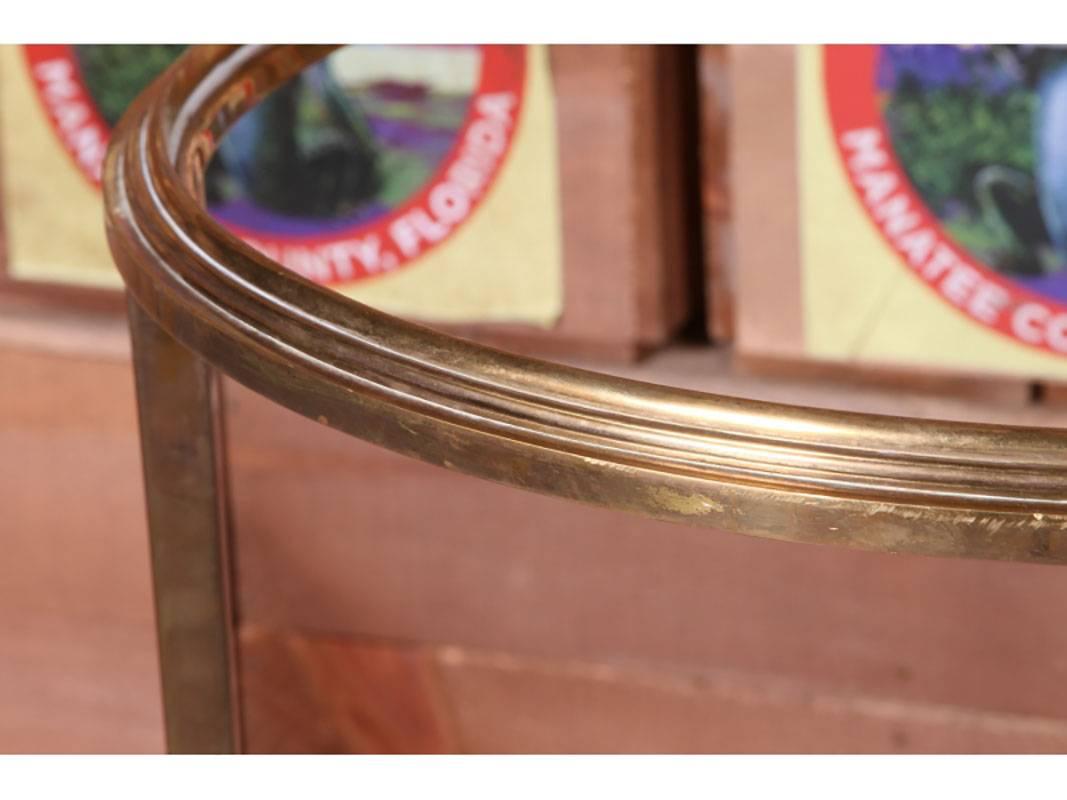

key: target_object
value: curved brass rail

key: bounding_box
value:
[105,44,1067,565]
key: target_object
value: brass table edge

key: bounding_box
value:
[104,45,1067,565]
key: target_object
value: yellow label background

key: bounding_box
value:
[798,45,1067,379]
[0,45,563,326]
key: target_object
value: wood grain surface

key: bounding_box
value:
[238,628,1067,754]
[3,302,1066,752]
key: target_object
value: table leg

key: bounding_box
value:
[127,297,241,754]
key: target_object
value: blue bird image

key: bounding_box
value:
[1034,60,1067,266]
[968,47,1067,277]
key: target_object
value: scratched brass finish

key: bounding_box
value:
[105,43,1067,755]
[127,298,241,753]
[104,44,1067,568]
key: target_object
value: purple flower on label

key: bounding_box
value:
[878,45,972,90]
[877,45,1025,95]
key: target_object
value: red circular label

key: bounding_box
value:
[24,44,526,285]
[825,45,1067,357]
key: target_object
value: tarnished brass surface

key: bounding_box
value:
[127,298,241,753]
[103,44,1067,567]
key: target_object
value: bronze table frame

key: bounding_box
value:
[103,45,1067,754]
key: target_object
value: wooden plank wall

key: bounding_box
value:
[4,303,1067,753]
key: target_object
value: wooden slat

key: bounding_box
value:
[0,335,163,753]
[731,45,804,360]
[698,45,735,343]
[237,629,1067,754]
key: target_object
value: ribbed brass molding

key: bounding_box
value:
[105,44,1067,565]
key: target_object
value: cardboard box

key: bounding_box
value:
[0,45,697,360]
[730,45,1067,385]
